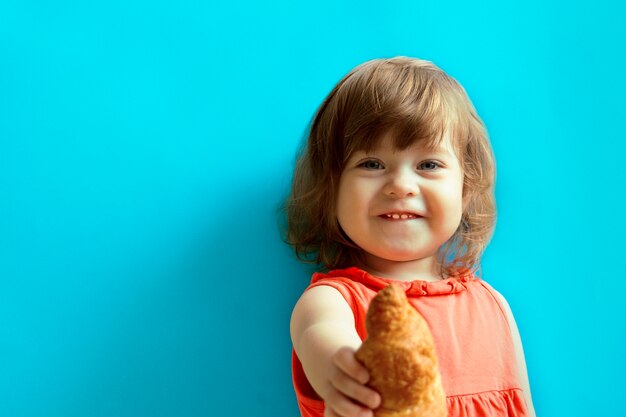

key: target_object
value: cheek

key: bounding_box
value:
[450,186,465,224]
[336,182,347,213]
[335,193,357,242]
[429,182,464,219]
[335,181,355,222]
[337,178,366,210]
[336,182,370,237]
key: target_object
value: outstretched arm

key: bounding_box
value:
[290,285,381,417]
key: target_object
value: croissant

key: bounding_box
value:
[355,284,447,417]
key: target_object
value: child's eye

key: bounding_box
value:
[418,160,442,170]
[358,159,384,170]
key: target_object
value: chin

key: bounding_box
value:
[373,249,429,263]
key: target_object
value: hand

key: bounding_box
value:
[323,346,382,417]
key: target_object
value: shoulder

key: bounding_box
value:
[293,285,352,317]
[290,285,356,334]
[474,278,514,321]
[475,278,519,342]
[478,280,536,415]
[489,285,514,316]
[474,279,520,349]
[290,284,363,357]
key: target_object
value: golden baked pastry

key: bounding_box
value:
[355,284,447,417]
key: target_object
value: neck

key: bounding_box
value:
[358,253,445,283]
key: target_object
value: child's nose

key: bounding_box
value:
[384,169,420,198]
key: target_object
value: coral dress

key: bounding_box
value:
[292,267,529,417]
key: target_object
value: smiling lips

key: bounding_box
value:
[380,213,422,220]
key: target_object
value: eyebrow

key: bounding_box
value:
[412,141,460,156]
[359,145,455,157]
[425,148,455,157]
[394,145,456,156]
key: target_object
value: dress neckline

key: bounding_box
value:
[317,266,476,296]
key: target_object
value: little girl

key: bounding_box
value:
[285,57,535,417]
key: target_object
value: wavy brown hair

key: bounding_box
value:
[282,57,496,277]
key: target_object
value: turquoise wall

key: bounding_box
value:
[1,1,624,416]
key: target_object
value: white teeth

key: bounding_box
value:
[385,213,416,219]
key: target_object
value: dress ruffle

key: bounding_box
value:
[446,388,528,417]
[292,381,528,417]
[316,266,474,296]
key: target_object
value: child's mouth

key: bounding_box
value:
[380,213,421,220]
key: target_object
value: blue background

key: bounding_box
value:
[1,1,625,416]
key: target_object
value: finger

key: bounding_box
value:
[333,347,370,384]
[329,366,381,410]
[325,387,374,417]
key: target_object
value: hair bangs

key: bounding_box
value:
[339,60,461,163]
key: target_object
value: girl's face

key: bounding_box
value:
[336,133,464,277]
